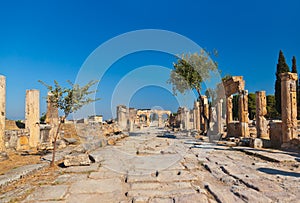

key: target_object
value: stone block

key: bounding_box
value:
[269,121,282,149]
[250,138,263,148]
[64,153,91,167]
[25,185,68,201]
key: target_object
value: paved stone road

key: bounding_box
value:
[1,127,300,202]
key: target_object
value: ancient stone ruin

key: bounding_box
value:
[0,72,300,155]
[117,105,171,131]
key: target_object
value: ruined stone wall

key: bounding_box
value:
[4,129,29,151]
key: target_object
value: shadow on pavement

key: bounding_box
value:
[257,167,300,178]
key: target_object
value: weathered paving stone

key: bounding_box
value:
[174,193,210,203]
[63,163,99,173]
[69,178,123,194]
[157,170,198,182]
[53,174,88,184]
[148,197,174,203]
[36,201,66,203]
[0,163,47,187]
[130,182,191,190]
[89,169,122,180]
[127,188,197,198]
[66,193,126,203]
[132,196,149,203]
[126,174,157,183]
[24,185,69,201]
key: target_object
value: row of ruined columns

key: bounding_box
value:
[253,73,298,145]
[191,96,209,133]
[0,75,58,151]
[178,72,298,147]
[224,72,298,146]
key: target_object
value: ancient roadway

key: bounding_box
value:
[3,126,300,203]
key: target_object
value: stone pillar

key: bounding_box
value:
[194,101,201,131]
[158,115,163,127]
[216,99,223,134]
[255,91,269,139]
[45,92,59,143]
[238,90,249,137]
[185,108,191,130]
[25,90,40,148]
[202,96,209,133]
[226,95,233,126]
[117,105,128,131]
[0,75,6,151]
[280,72,298,144]
[128,108,137,132]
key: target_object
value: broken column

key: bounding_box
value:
[184,108,191,130]
[45,92,59,143]
[0,75,5,151]
[116,105,128,131]
[25,89,40,148]
[255,91,269,139]
[238,90,249,137]
[226,95,233,126]
[193,101,201,131]
[216,99,223,134]
[201,96,209,133]
[280,72,298,145]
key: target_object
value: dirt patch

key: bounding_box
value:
[0,151,41,175]
[0,165,62,202]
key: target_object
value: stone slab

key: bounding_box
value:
[235,147,298,162]
[69,178,123,194]
[0,163,47,187]
[25,185,69,201]
[66,193,126,203]
[63,163,99,173]
[130,182,191,190]
[127,188,197,198]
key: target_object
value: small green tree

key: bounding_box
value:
[232,95,239,120]
[39,80,99,167]
[205,88,217,106]
[266,95,279,119]
[248,93,256,120]
[275,50,290,115]
[40,112,46,124]
[291,56,300,119]
[168,50,218,98]
[168,50,218,133]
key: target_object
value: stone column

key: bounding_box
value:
[185,108,191,130]
[45,92,59,143]
[216,99,223,134]
[238,90,249,137]
[158,115,163,127]
[117,105,128,131]
[225,95,233,126]
[0,76,6,151]
[194,101,201,131]
[255,91,269,139]
[202,96,209,133]
[280,72,298,144]
[25,90,40,148]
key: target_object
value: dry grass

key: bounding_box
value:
[0,151,41,175]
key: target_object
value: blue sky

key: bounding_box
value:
[0,0,299,120]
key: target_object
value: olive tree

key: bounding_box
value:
[39,80,99,167]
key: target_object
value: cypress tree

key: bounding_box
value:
[292,56,300,119]
[275,50,290,115]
